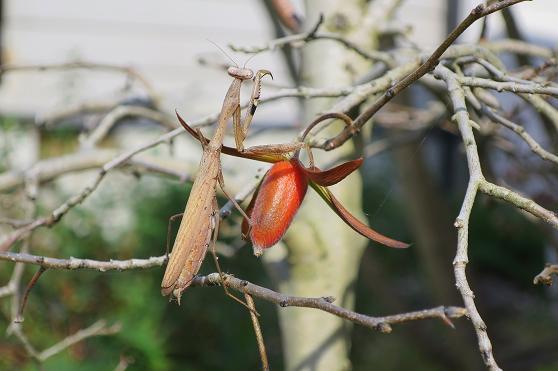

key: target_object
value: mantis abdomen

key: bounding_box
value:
[161,149,220,298]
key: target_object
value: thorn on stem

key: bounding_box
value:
[441,313,456,329]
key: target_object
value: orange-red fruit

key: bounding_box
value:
[249,159,308,255]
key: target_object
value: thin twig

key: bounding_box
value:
[228,15,394,65]
[436,63,558,369]
[478,180,558,228]
[245,293,269,371]
[195,273,467,334]
[0,61,160,108]
[0,251,167,271]
[219,171,264,219]
[15,266,47,323]
[481,39,554,59]
[37,320,121,362]
[37,100,115,126]
[463,86,558,165]
[0,150,192,192]
[320,0,529,150]
[0,218,33,228]
[435,64,501,371]
[0,251,467,333]
[82,106,177,148]
[457,75,558,97]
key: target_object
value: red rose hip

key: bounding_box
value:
[246,159,308,255]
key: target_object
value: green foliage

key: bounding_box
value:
[1,175,286,370]
[1,138,554,370]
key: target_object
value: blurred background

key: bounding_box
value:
[1,0,558,370]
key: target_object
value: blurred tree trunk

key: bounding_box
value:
[263,1,382,370]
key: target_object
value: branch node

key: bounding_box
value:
[472,4,485,16]
[533,264,558,286]
[376,322,392,333]
[454,218,464,228]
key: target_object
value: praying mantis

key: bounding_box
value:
[161,65,302,303]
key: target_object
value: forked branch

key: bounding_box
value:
[0,250,466,334]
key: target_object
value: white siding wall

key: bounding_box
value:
[0,0,292,120]
[0,0,555,118]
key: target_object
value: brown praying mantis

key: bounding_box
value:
[161,65,302,304]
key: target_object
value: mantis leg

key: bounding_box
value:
[217,163,252,224]
[233,104,244,151]
[196,128,209,149]
[210,199,259,316]
[235,70,273,152]
[166,213,184,258]
[241,141,304,156]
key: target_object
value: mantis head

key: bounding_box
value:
[227,66,254,80]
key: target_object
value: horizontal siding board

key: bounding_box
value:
[1,0,556,118]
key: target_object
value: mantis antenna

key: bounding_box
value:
[242,52,258,69]
[206,39,239,67]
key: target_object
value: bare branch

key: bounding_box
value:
[0,61,161,108]
[463,88,558,165]
[0,149,117,191]
[0,250,467,334]
[228,15,394,65]
[435,64,501,371]
[522,94,558,132]
[15,266,47,323]
[479,180,558,229]
[0,218,33,229]
[37,100,115,126]
[457,75,558,97]
[245,293,269,371]
[193,273,467,334]
[321,0,529,151]
[219,173,263,219]
[439,60,558,370]
[481,39,554,59]
[0,150,192,192]
[81,106,177,148]
[0,251,167,271]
